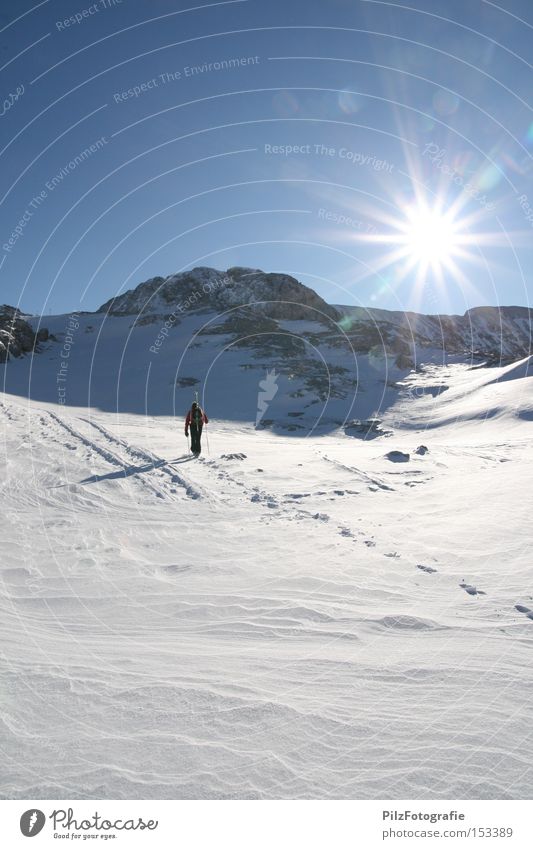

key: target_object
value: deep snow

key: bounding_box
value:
[1,351,533,799]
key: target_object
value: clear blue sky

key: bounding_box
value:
[2,0,533,316]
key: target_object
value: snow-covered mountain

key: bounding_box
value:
[336,303,533,365]
[97,266,339,323]
[96,265,532,365]
[1,266,531,429]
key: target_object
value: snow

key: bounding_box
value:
[392,357,533,436]
[1,310,410,431]
[1,348,533,799]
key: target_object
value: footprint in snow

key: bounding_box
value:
[417,564,437,574]
[312,512,329,521]
[460,582,486,596]
[250,493,279,508]
[515,604,533,620]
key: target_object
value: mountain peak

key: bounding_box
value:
[97,266,340,324]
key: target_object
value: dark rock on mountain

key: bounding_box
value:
[0,305,48,363]
[345,418,391,439]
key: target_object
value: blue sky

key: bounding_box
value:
[2,0,533,316]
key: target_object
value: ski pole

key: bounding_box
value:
[205,426,210,456]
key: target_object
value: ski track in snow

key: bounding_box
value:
[318,451,396,492]
[47,410,178,502]
[80,416,204,502]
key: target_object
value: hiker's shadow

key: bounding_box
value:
[78,455,196,485]
[79,458,167,485]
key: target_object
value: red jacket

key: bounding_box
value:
[185,408,208,431]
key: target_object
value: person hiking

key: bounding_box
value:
[185,402,208,456]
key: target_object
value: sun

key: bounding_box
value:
[402,205,458,269]
[342,183,508,310]
[349,198,476,306]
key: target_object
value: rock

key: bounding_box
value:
[345,418,391,440]
[460,582,486,596]
[395,353,415,369]
[414,445,429,455]
[385,450,410,462]
[0,305,48,363]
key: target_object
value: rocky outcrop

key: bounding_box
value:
[0,305,48,363]
[336,304,532,365]
[97,266,339,325]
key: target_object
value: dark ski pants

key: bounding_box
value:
[190,425,203,455]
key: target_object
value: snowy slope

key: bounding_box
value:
[1,268,531,429]
[1,352,533,799]
[390,356,533,437]
[1,308,407,430]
